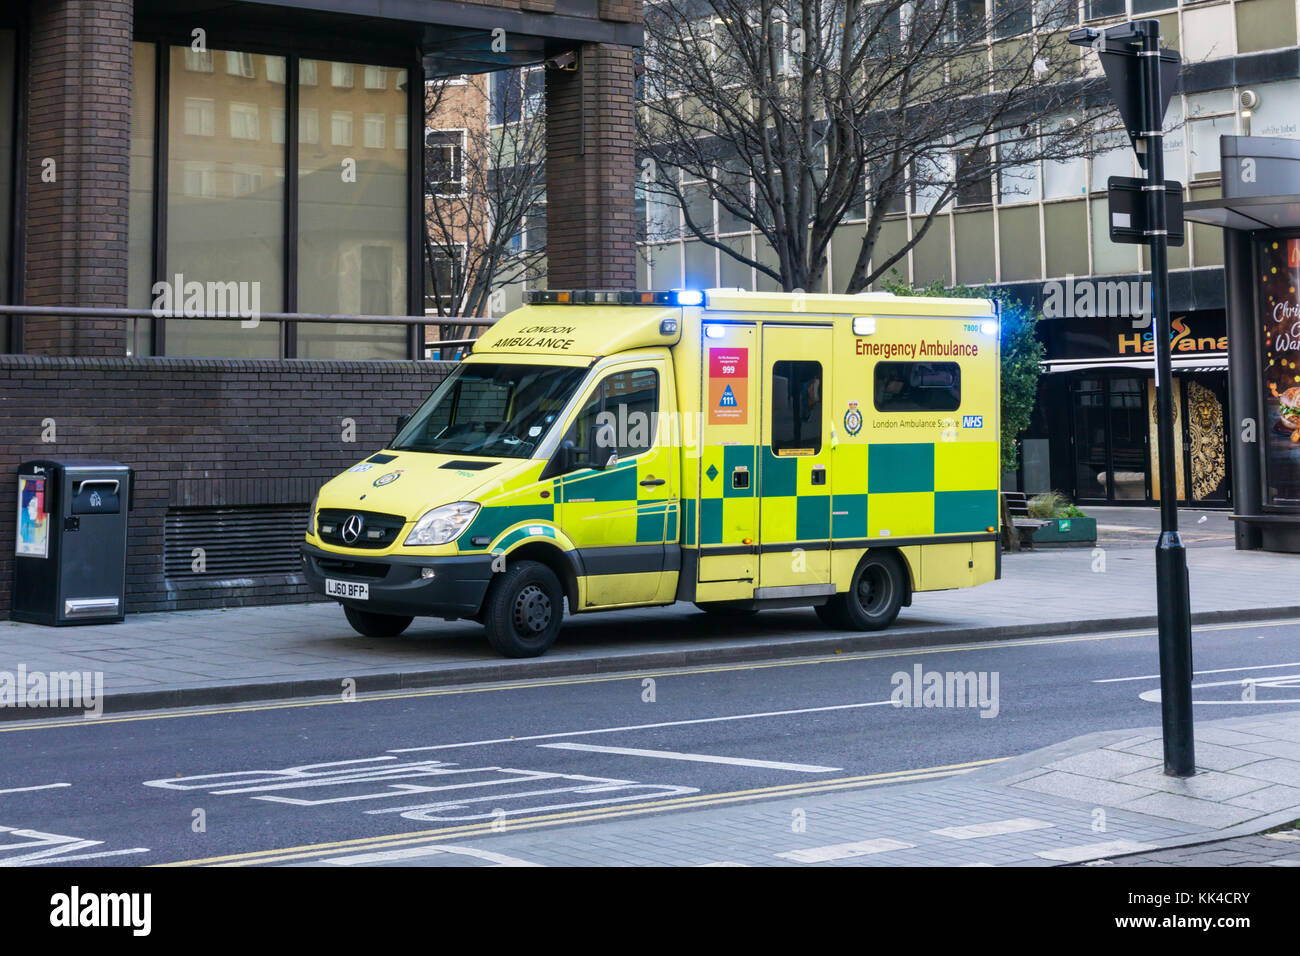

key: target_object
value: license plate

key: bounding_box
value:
[325,579,368,600]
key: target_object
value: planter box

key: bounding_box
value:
[1031,516,1097,547]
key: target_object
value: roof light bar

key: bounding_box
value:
[525,289,705,307]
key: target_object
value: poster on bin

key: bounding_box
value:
[17,475,49,558]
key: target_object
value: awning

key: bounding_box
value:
[1043,355,1228,374]
[1185,194,1300,231]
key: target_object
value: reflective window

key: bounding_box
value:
[296,60,408,358]
[874,361,961,412]
[165,45,284,357]
[772,360,823,454]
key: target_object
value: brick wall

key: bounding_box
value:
[23,0,133,356]
[545,43,638,290]
[0,356,453,616]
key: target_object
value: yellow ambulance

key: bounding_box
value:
[303,288,1002,657]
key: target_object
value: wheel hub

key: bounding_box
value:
[513,584,551,634]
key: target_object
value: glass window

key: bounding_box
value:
[364,65,387,90]
[299,59,318,86]
[997,129,1040,204]
[266,57,286,85]
[297,59,408,358]
[165,46,284,357]
[874,361,961,412]
[569,368,661,462]
[364,113,386,149]
[1090,127,1132,192]
[331,110,353,146]
[1085,0,1125,19]
[956,146,993,206]
[225,51,255,78]
[991,0,1031,39]
[425,129,465,195]
[393,363,589,459]
[1248,80,1300,139]
[771,360,823,454]
[1043,136,1086,200]
[127,40,155,354]
[184,49,213,73]
[183,97,214,137]
[331,62,354,88]
[1189,115,1234,180]
[229,102,259,140]
[299,108,319,145]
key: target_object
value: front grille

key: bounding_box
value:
[314,556,390,581]
[317,508,407,549]
[165,505,307,578]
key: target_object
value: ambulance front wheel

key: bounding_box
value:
[816,551,904,631]
[482,559,564,658]
[344,606,413,638]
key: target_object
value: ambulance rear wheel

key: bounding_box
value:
[343,605,413,638]
[819,551,904,631]
[482,560,564,658]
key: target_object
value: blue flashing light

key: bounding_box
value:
[980,320,998,335]
[673,289,704,307]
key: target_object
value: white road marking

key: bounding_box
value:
[388,700,895,753]
[1141,672,1300,705]
[932,817,1054,840]
[539,742,841,773]
[4,847,151,866]
[0,783,71,795]
[776,838,915,863]
[1095,661,1300,683]
[1035,840,1156,863]
[323,844,543,867]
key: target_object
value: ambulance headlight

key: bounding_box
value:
[981,320,997,335]
[307,492,319,537]
[404,502,480,546]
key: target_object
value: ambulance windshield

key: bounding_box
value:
[391,362,588,459]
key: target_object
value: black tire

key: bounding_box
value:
[694,602,759,617]
[817,550,905,631]
[344,605,413,638]
[482,560,564,658]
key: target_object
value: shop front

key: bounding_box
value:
[1021,309,1232,508]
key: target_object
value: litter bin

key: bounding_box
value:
[12,459,132,625]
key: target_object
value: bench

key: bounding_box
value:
[1001,491,1049,551]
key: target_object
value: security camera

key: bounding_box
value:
[1240,89,1259,110]
[545,51,577,71]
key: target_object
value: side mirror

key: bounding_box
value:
[589,422,618,469]
[557,439,578,474]
[392,413,411,442]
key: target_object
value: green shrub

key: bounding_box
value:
[1027,491,1088,519]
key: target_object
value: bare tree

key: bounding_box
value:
[638,0,1119,292]
[423,71,547,342]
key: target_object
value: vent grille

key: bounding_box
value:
[317,508,407,549]
[165,505,307,578]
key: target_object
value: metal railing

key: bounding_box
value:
[0,305,492,356]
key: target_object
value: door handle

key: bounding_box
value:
[639,477,666,487]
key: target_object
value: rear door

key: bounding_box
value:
[758,325,833,593]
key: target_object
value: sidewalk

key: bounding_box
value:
[2,532,1295,716]
[303,710,1300,867]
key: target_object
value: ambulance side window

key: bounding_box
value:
[567,367,660,463]
[771,360,823,455]
[874,361,961,412]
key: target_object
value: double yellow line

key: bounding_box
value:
[158,756,1008,867]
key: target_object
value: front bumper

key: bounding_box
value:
[301,542,495,619]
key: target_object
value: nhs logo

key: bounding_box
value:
[962,415,983,429]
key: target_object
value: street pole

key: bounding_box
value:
[1139,19,1195,777]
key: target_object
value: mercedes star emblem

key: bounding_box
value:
[341,513,364,544]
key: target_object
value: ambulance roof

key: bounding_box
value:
[471,290,995,359]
